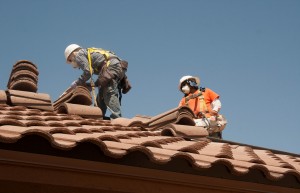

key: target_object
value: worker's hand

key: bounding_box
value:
[70,80,77,89]
[210,116,216,122]
[210,110,218,116]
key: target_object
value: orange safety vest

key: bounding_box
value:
[178,88,219,118]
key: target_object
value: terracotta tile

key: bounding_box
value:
[102,141,136,157]
[0,118,26,126]
[231,145,265,164]
[254,149,295,169]
[0,90,7,104]
[57,103,102,119]
[53,86,92,111]
[111,117,145,127]
[119,135,176,146]
[161,123,208,138]
[12,60,39,75]
[147,107,195,128]
[197,142,233,159]
[161,140,208,152]
[276,154,300,171]
[0,125,25,141]
[8,90,53,111]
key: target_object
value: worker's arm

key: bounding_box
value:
[211,98,221,115]
[76,50,106,85]
[75,53,92,85]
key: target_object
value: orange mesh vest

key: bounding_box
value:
[178,88,219,118]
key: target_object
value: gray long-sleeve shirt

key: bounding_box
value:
[74,48,120,85]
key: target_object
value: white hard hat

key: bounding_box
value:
[178,75,200,90]
[64,44,81,63]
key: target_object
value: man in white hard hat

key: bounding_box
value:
[178,75,226,139]
[64,44,130,119]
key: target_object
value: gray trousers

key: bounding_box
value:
[97,62,125,119]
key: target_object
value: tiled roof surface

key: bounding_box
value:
[1,61,300,189]
[1,102,300,187]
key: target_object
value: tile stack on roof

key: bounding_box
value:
[6,89,53,111]
[5,60,54,111]
[52,86,100,118]
[53,86,93,111]
[5,59,100,118]
[7,60,39,92]
[111,106,208,138]
[111,106,196,129]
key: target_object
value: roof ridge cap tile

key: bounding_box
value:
[57,103,102,119]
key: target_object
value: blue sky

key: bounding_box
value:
[1,0,299,154]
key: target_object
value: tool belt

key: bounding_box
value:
[119,60,131,94]
[98,60,132,94]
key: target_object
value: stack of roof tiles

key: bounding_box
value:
[53,86,93,111]
[5,60,53,111]
[7,60,39,92]
[52,84,102,118]
[4,60,100,118]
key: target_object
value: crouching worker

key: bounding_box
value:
[178,75,227,139]
[64,44,131,119]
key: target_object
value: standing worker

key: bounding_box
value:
[178,75,226,139]
[64,44,131,119]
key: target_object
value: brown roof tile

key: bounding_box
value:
[7,89,53,111]
[57,103,102,119]
[0,90,7,104]
[53,86,93,111]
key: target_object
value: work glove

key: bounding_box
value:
[70,80,77,89]
[210,110,218,116]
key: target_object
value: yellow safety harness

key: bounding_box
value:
[87,47,116,107]
[87,47,115,68]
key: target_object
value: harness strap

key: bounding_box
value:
[87,49,98,107]
[184,90,208,114]
[199,94,208,112]
[86,47,121,107]
[87,47,119,67]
